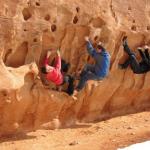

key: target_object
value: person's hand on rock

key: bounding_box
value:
[47,50,51,58]
[98,41,102,46]
[85,36,89,42]
[57,49,60,57]
[144,45,149,50]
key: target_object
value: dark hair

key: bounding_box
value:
[97,44,104,51]
[41,66,48,74]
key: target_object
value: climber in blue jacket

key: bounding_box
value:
[74,36,110,92]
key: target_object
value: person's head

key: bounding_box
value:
[41,65,53,74]
[96,42,104,53]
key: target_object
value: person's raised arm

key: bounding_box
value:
[85,36,96,57]
[47,50,51,58]
[55,49,61,71]
[44,50,51,65]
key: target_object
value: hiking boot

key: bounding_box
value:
[71,90,78,101]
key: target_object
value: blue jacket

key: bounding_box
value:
[86,41,110,78]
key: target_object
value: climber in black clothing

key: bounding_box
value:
[119,36,150,74]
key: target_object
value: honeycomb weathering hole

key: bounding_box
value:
[22,8,32,21]
[51,24,57,32]
[1,90,8,97]
[128,6,132,10]
[44,14,50,21]
[103,10,106,13]
[5,42,28,67]
[131,25,137,31]
[33,38,38,42]
[147,25,150,31]
[76,7,80,13]
[73,16,78,24]
[132,20,135,23]
[36,2,40,6]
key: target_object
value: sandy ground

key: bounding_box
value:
[0,110,150,150]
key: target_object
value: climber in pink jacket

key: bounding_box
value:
[42,50,63,85]
[41,49,74,95]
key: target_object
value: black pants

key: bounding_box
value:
[144,48,150,60]
[138,49,150,67]
[121,43,150,74]
[63,75,74,95]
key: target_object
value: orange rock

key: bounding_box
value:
[0,0,150,136]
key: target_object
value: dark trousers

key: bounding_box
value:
[121,43,150,73]
[63,75,74,95]
[77,64,103,90]
[52,58,73,95]
[144,49,150,60]
[138,49,150,67]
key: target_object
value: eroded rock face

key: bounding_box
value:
[0,0,150,136]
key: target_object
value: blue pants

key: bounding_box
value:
[77,64,103,90]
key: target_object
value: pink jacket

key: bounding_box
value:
[44,56,63,85]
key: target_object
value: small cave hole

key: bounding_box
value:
[44,14,50,21]
[131,25,136,31]
[76,7,80,13]
[1,90,8,97]
[35,2,40,6]
[73,16,78,24]
[147,25,150,31]
[103,10,106,14]
[51,24,57,32]
[128,6,132,11]
[33,38,37,42]
[132,20,135,23]
[6,42,28,67]
[22,8,32,21]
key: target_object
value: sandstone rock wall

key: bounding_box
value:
[0,0,150,136]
